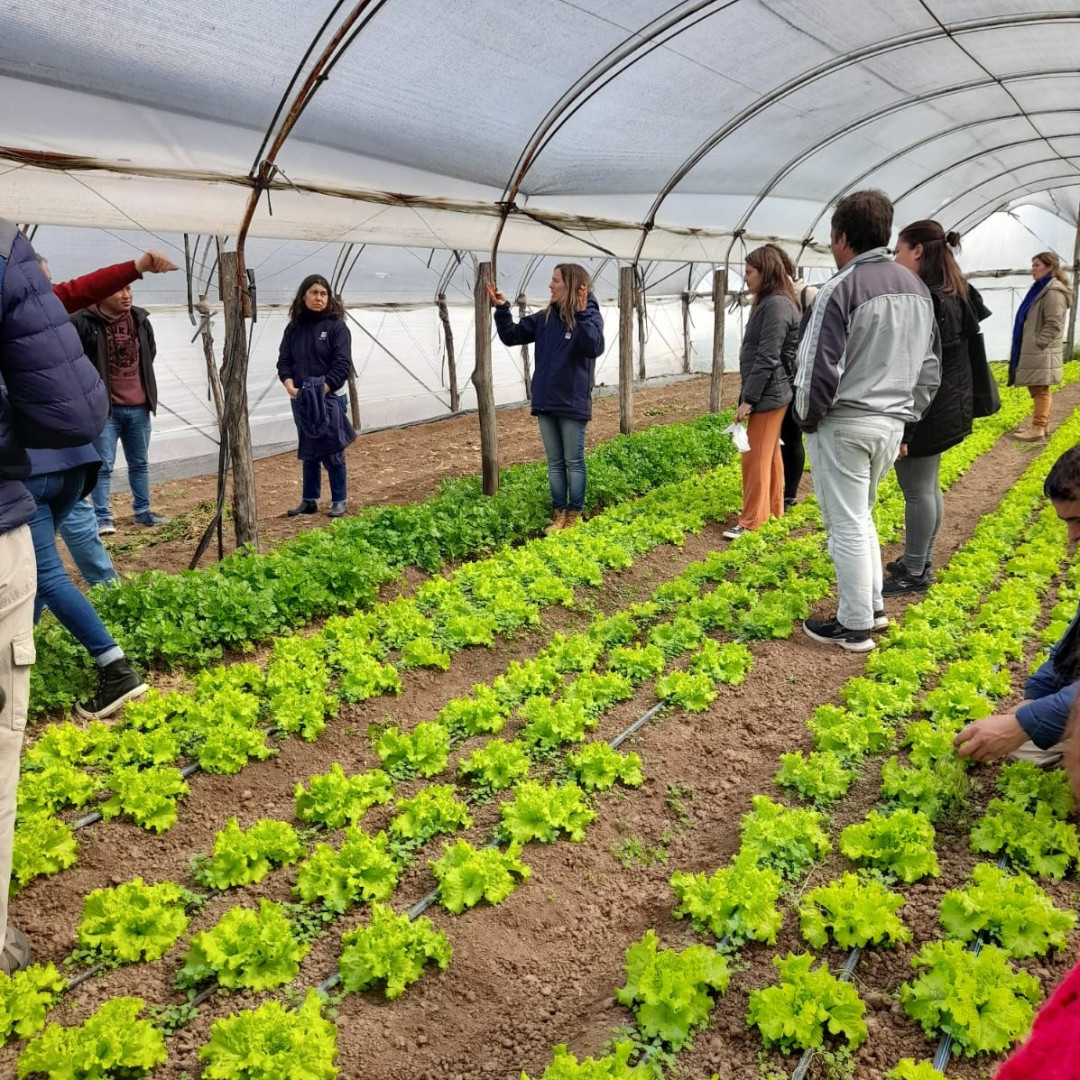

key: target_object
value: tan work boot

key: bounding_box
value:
[1014,423,1048,442]
[563,510,583,528]
[544,510,568,534]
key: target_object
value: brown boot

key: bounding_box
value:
[563,510,583,529]
[1014,424,1048,442]
[544,510,568,534]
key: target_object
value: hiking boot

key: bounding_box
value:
[76,658,148,720]
[872,609,889,632]
[723,524,748,540]
[1014,424,1048,443]
[0,926,31,975]
[328,501,347,519]
[803,616,875,652]
[97,519,116,536]
[133,511,168,527]
[563,510,583,528]
[881,562,932,597]
[287,499,318,517]
[544,510,568,535]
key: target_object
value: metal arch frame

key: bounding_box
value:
[951,176,1080,236]
[796,100,1080,249]
[927,160,1080,227]
[892,138,1080,208]
[634,10,1080,263]
[490,0,743,270]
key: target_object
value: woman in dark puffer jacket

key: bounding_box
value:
[885,221,989,595]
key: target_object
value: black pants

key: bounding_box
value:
[780,403,805,502]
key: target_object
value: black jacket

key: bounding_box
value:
[277,313,352,393]
[904,290,986,458]
[70,305,158,414]
[739,293,797,413]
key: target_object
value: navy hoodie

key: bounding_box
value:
[494,296,604,421]
[277,312,352,392]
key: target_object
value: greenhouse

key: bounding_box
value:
[3,2,1080,1078]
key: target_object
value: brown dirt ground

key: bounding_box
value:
[8,382,1080,1080]
[101,376,725,577]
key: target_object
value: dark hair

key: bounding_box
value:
[289,274,343,322]
[1044,445,1080,502]
[896,219,968,298]
[763,243,796,279]
[830,190,893,254]
[745,246,798,306]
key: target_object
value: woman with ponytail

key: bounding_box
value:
[491,264,605,532]
[886,221,987,595]
[1011,250,1072,441]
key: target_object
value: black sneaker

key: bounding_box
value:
[881,563,931,597]
[872,609,889,632]
[76,658,148,720]
[287,499,318,518]
[0,926,31,975]
[803,616,875,652]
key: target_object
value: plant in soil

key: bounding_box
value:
[798,872,911,950]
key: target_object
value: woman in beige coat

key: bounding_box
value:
[1011,251,1072,441]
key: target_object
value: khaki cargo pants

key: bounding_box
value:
[0,525,36,952]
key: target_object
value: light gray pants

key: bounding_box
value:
[807,415,903,631]
[0,525,37,953]
[894,453,942,576]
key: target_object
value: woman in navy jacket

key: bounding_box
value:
[277,275,354,519]
[491,264,605,531]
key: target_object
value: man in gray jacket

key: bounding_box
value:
[794,190,940,651]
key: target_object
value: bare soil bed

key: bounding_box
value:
[9,383,1080,1080]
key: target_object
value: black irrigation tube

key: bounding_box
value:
[72,761,210,830]
[790,946,863,1080]
[315,699,672,996]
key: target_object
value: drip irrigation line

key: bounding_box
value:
[72,761,202,831]
[930,852,1010,1074]
[314,696,672,997]
[790,946,862,1080]
[66,964,103,990]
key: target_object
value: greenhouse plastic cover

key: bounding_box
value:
[5,0,1080,264]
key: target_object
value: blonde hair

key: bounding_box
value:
[1034,251,1071,288]
[546,263,592,332]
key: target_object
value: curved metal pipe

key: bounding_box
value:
[931,159,1077,225]
[951,175,1080,236]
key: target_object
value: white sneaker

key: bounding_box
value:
[872,610,889,631]
[723,525,748,540]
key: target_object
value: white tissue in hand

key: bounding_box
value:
[723,422,751,454]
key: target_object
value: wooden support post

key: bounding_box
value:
[219,252,259,550]
[1068,199,1080,360]
[195,295,225,426]
[517,294,532,400]
[474,262,499,495]
[619,265,635,435]
[710,269,727,413]
[681,291,692,373]
[437,292,460,412]
[635,273,646,380]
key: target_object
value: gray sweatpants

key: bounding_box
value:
[894,453,943,576]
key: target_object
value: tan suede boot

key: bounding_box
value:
[1014,423,1048,442]
[563,510,583,528]
[544,510,568,534]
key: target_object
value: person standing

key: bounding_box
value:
[795,190,940,652]
[37,249,177,580]
[490,264,605,532]
[0,219,109,974]
[71,286,167,531]
[724,246,799,539]
[1011,251,1072,442]
[277,275,355,519]
[884,221,988,595]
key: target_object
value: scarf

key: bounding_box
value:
[1010,275,1051,371]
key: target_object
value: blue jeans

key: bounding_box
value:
[25,469,119,658]
[58,498,119,587]
[300,395,348,503]
[92,405,152,523]
[536,413,587,512]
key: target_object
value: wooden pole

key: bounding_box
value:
[195,295,225,427]
[710,269,727,412]
[474,262,499,496]
[517,294,532,400]
[218,252,259,550]
[619,265,635,435]
[437,292,460,412]
[635,272,646,381]
[681,291,692,373]
[1068,198,1080,360]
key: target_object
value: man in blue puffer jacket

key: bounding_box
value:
[0,219,108,976]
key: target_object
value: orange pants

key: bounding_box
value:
[1028,385,1052,428]
[739,406,786,529]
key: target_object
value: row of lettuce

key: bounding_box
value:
[0,378,1064,1077]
